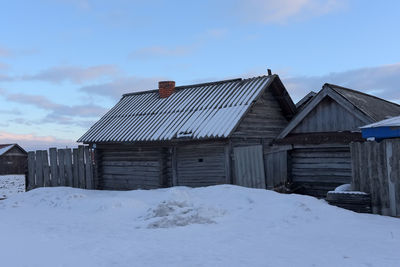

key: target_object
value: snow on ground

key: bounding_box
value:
[0,185,399,267]
[0,175,25,199]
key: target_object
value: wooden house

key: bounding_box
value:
[78,75,296,190]
[275,83,400,197]
[0,144,27,175]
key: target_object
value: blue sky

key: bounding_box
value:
[1,0,400,150]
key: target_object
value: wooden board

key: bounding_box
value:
[176,143,227,187]
[290,146,351,198]
[233,145,266,189]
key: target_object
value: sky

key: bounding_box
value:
[1,0,400,150]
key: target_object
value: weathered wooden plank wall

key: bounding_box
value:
[176,143,228,187]
[290,145,351,198]
[0,155,27,175]
[264,149,288,189]
[292,97,365,133]
[96,144,162,190]
[231,86,289,152]
[26,146,94,191]
[0,146,27,175]
[350,140,400,216]
[233,145,266,189]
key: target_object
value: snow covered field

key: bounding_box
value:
[0,185,399,267]
[0,175,25,199]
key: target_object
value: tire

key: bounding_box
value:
[326,191,371,213]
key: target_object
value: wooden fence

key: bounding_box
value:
[350,140,400,216]
[26,146,95,190]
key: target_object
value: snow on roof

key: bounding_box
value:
[360,115,400,128]
[0,144,15,156]
[78,75,289,143]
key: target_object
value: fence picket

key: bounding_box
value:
[58,149,66,186]
[42,150,50,187]
[73,149,79,188]
[35,151,44,188]
[64,149,73,186]
[49,148,58,186]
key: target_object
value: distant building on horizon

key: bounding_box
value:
[0,144,27,175]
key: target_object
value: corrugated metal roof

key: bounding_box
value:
[78,76,273,143]
[360,115,400,128]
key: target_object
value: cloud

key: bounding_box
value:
[129,45,193,60]
[236,0,345,24]
[3,91,107,127]
[197,28,229,40]
[0,74,14,81]
[0,46,11,57]
[6,93,108,117]
[80,75,163,99]
[0,62,9,70]
[0,131,77,151]
[22,64,120,84]
[0,45,38,58]
[0,108,22,115]
[282,63,400,103]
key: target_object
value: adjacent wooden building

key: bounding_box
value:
[0,144,27,175]
[275,83,400,197]
[78,75,296,190]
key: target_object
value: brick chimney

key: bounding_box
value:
[159,81,175,98]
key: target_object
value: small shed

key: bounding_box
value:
[78,75,296,190]
[275,83,400,197]
[360,115,400,141]
[0,144,28,175]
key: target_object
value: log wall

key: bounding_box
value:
[290,145,352,198]
[96,144,163,190]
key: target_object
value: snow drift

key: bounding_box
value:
[0,185,399,267]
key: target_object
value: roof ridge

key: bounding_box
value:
[326,83,400,108]
[121,76,273,98]
[121,78,243,97]
[177,78,242,89]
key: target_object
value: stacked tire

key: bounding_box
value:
[326,192,371,213]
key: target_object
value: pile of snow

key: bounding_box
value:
[0,185,399,266]
[143,199,224,228]
[0,175,25,199]
[329,183,368,195]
